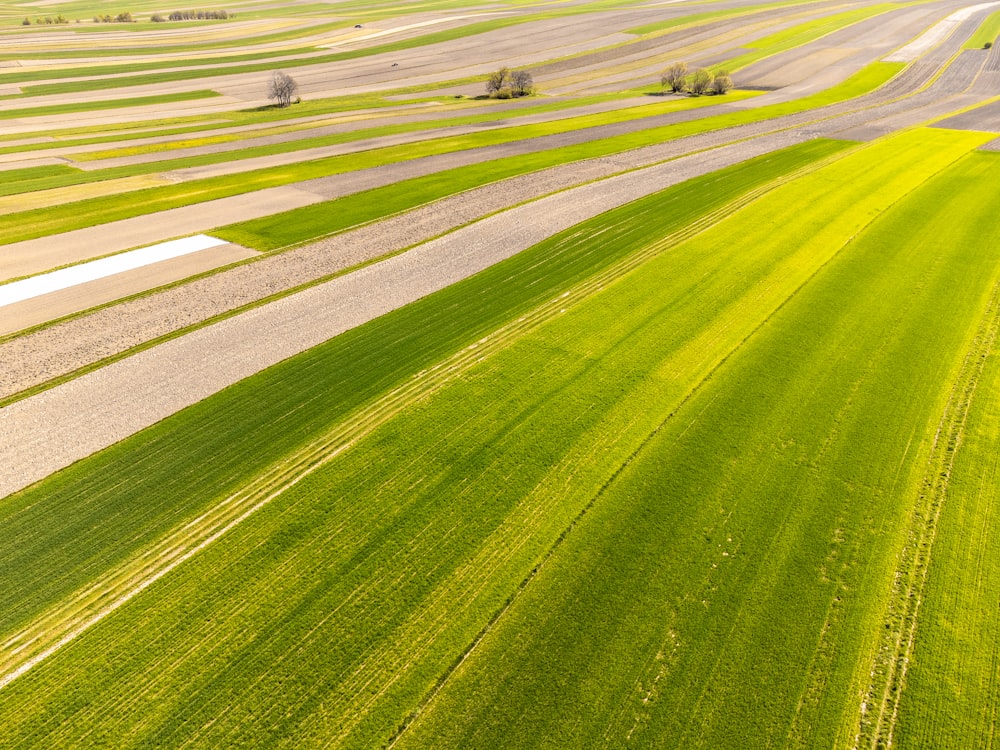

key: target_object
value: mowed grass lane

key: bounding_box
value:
[0,131,985,747]
[394,141,1000,749]
[892,156,1000,748]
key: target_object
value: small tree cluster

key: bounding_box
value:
[167,9,231,20]
[485,67,534,98]
[660,62,733,96]
[24,15,69,24]
[267,70,299,108]
[93,11,134,22]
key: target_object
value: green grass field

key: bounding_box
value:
[4,0,1000,745]
[0,140,853,746]
[393,137,1000,750]
[2,129,998,747]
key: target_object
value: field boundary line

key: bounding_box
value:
[854,274,1000,749]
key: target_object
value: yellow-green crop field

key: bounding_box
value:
[3,0,1000,746]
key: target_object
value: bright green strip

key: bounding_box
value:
[396,135,1000,750]
[721,3,898,72]
[0,89,219,120]
[0,59,898,246]
[0,164,76,190]
[216,63,902,251]
[625,0,824,34]
[964,7,1000,48]
[894,154,1000,748]
[0,140,849,750]
[72,95,708,163]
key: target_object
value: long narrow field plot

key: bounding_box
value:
[5,0,1000,746]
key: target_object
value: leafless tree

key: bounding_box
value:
[710,70,733,95]
[268,70,298,108]
[486,67,511,96]
[689,68,713,95]
[661,62,688,93]
[511,69,534,96]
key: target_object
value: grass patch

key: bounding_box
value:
[721,3,899,72]
[964,7,1000,49]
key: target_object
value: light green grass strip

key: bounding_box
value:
[892,155,1000,749]
[721,3,899,72]
[964,7,1000,48]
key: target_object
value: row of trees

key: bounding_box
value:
[93,12,135,23]
[22,9,236,23]
[157,9,232,20]
[485,67,534,99]
[661,62,733,96]
[22,15,69,24]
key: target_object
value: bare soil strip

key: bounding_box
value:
[0,235,228,307]
[0,243,256,336]
[0,185,321,282]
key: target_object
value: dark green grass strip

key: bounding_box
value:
[0,140,843,648]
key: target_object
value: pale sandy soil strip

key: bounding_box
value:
[884,1,1000,62]
[0,243,256,336]
[0,185,322,282]
[0,132,806,501]
[0,234,228,307]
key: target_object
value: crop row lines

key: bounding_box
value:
[855,273,1000,749]
[0,141,855,692]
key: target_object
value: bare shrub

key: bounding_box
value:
[689,68,712,95]
[267,71,299,108]
[661,62,688,93]
[511,69,534,96]
[711,70,733,95]
[486,67,511,96]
